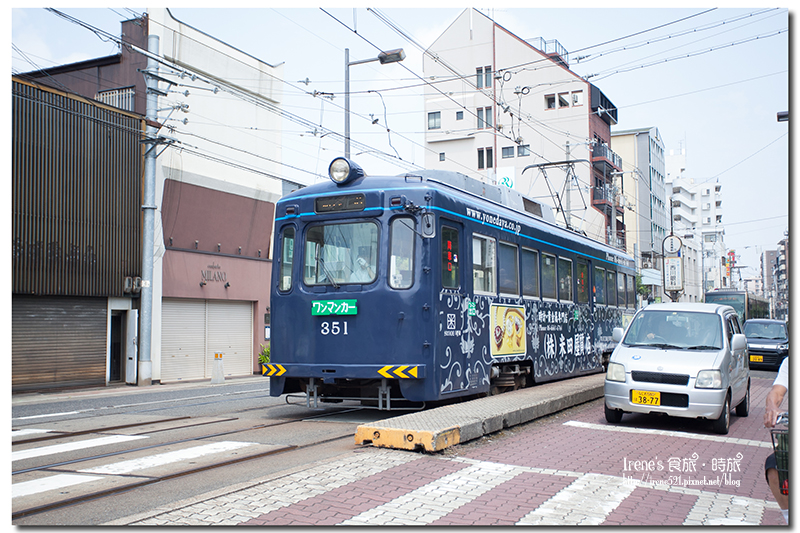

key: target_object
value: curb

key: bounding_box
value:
[355,373,604,451]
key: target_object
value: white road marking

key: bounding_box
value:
[564,420,772,448]
[12,434,149,462]
[517,473,636,525]
[340,460,519,525]
[13,474,104,499]
[13,411,84,421]
[12,428,54,437]
[13,441,258,499]
[79,441,258,475]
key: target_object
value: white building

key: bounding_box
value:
[423,9,624,248]
[668,174,727,298]
[147,8,287,383]
[611,127,669,303]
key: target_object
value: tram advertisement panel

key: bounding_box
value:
[491,304,526,357]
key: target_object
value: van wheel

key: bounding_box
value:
[605,403,623,423]
[712,393,731,435]
[735,380,750,417]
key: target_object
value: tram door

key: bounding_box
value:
[576,259,593,370]
[437,221,471,394]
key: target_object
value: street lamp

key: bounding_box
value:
[345,47,405,158]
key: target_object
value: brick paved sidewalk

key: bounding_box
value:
[106,376,786,526]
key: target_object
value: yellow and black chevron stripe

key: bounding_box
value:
[261,363,286,377]
[378,365,420,379]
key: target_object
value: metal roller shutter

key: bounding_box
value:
[161,299,206,382]
[12,295,107,392]
[161,299,253,382]
[207,300,253,378]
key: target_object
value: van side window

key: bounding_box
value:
[441,226,460,289]
[279,226,294,292]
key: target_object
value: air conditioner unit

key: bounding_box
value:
[642,262,652,269]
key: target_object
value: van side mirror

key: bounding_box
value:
[612,327,624,343]
[421,212,435,238]
[731,333,747,351]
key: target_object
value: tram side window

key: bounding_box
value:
[441,226,460,289]
[594,267,605,304]
[627,274,635,308]
[542,253,556,299]
[472,234,496,294]
[606,270,617,306]
[498,242,519,295]
[279,227,295,292]
[389,218,415,289]
[521,248,539,298]
[576,261,589,304]
[558,257,573,302]
[617,273,626,308]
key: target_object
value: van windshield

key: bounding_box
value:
[744,321,787,341]
[624,310,723,350]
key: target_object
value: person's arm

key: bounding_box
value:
[764,384,787,428]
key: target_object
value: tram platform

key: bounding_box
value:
[354,373,604,452]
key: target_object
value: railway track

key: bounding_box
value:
[12,397,372,523]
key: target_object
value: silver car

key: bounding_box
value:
[604,302,750,435]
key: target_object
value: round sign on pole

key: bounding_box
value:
[663,235,682,255]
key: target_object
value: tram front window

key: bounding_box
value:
[304,222,378,286]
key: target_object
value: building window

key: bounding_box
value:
[502,147,514,159]
[427,111,441,130]
[517,144,530,157]
[439,152,445,162]
[545,94,556,109]
[476,65,492,88]
[477,107,492,129]
[572,91,583,106]
[456,111,464,120]
[558,93,570,108]
[477,147,493,170]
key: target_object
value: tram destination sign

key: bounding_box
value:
[315,194,365,213]
[312,299,358,316]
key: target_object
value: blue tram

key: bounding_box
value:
[267,157,637,408]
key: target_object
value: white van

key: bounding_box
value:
[604,303,750,435]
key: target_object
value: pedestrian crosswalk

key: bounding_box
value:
[12,428,259,500]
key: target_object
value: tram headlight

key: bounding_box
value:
[328,157,365,186]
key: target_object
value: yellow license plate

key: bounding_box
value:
[632,390,661,406]
[750,355,763,363]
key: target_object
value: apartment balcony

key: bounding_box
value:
[591,143,622,174]
[592,183,624,217]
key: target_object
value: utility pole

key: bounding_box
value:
[564,141,571,229]
[138,34,160,386]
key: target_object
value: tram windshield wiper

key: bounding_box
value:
[315,244,339,288]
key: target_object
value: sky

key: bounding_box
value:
[9,6,791,283]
